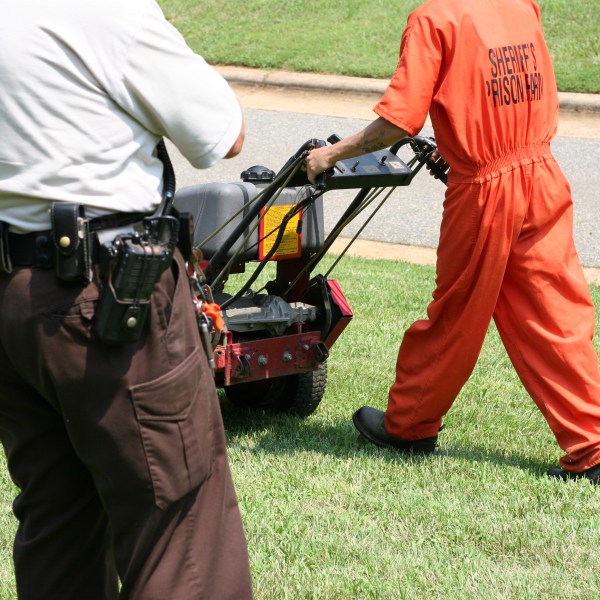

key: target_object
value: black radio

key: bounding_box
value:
[94,215,180,344]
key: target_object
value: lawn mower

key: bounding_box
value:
[174,134,447,417]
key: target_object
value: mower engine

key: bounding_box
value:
[174,135,443,416]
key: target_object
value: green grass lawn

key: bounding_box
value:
[0,3,598,593]
[0,256,598,598]
[219,256,600,599]
[159,0,600,94]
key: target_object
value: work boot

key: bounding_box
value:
[547,463,600,485]
[352,406,437,454]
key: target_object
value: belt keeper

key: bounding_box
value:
[50,202,92,283]
[0,221,13,274]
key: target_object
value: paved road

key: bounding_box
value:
[168,84,600,272]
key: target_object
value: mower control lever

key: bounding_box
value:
[322,148,413,190]
[309,132,456,192]
[408,136,448,185]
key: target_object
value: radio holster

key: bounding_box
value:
[93,215,180,344]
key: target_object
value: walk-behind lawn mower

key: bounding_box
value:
[174,134,447,417]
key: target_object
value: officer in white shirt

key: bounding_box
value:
[0,1,253,597]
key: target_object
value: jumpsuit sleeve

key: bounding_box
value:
[374,10,443,137]
[108,2,242,169]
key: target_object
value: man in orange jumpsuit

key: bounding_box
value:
[307,0,600,483]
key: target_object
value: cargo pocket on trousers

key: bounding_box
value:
[129,347,214,510]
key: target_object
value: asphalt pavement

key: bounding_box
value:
[168,66,600,283]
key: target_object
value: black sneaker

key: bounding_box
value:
[547,463,600,485]
[352,406,437,454]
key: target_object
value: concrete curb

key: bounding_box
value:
[216,65,600,114]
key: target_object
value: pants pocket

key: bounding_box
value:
[129,347,214,510]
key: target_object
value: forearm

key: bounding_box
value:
[306,117,408,182]
[333,117,407,157]
[224,110,245,158]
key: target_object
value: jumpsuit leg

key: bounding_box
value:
[0,252,253,600]
[385,169,530,440]
[493,160,600,472]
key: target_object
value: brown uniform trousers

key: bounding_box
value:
[0,250,253,599]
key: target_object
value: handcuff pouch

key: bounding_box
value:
[50,202,92,283]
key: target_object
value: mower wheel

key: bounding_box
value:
[224,361,327,417]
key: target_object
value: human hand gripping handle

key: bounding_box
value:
[425,149,449,183]
[306,141,336,189]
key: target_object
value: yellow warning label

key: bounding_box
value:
[259,205,301,260]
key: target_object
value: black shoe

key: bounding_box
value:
[547,463,600,484]
[352,406,437,454]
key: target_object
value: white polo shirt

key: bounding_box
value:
[0,0,243,232]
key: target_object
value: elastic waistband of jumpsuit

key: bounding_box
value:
[448,142,554,185]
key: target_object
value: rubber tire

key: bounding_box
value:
[224,361,327,417]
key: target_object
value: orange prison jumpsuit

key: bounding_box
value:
[374,0,600,471]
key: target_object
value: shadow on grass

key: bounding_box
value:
[219,396,552,478]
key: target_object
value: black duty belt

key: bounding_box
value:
[7,212,147,268]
